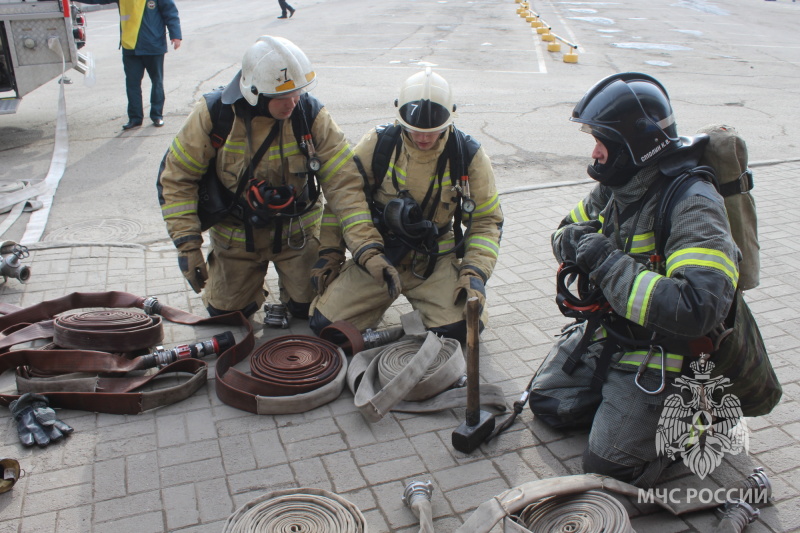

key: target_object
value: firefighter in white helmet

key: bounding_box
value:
[158,36,399,319]
[309,68,503,343]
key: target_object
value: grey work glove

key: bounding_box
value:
[555,220,602,264]
[310,249,346,296]
[178,248,208,293]
[9,393,73,447]
[576,232,617,277]
[359,248,402,300]
[453,269,486,314]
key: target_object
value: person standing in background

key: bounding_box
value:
[77,0,182,130]
[277,0,295,18]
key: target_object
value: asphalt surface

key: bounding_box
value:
[0,0,798,531]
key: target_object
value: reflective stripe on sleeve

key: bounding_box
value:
[169,138,207,175]
[339,210,372,232]
[222,139,245,156]
[473,191,500,218]
[625,270,663,325]
[666,247,739,287]
[318,145,355,184]
[162,200,198,220]
[466,235,499,258]
[569,200,590,223]
[629,231,655,254]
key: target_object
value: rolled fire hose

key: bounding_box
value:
[346,311,506,422]
[215,335,348,415]
[53,309,164,351]
[222,487,367,533]
[510,490,632,533]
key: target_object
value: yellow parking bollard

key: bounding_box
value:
[536,26,550,34]
[541,32,555,42]
[563,46,579,63]
[547,41,561,52]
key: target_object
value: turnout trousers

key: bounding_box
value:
[310,252,488,334]
[203,219,320,314]
[528,321,685,488]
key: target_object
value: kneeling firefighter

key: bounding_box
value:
[528,73,742,487]
[308,68,504,343]
[157,35,397,318]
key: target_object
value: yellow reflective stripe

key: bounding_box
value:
[292,206,323,234]
[321,212,340,229]
[437,237,455,253]
[473,192,500,218]
[170,138,207,174]
[267,142,301,160]
[598,213,605,227]
[466,235,499,258]
[619,350,683,372]
[388,162,406,187]
[569,200,590,223]
[666,247,739,286]
[629,232,655,254]
[161,201,197,219]
[318,145,354,184]
[222,140,245,155]
[340,211,372,232]
[210,223,247,243]
[625,270,662,325]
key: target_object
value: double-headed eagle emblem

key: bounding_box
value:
[656,354,748,479]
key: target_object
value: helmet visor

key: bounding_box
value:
[398,99,451,132]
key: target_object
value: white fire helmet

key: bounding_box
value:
[239,35,317,105]
[395,67,456,133]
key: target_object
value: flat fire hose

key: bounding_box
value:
[456,473,763,533]
[215,335,347,415]
[222,487,367,533]
[346,311,507,423]
[0,291,253,414]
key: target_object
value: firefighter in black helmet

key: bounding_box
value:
[528,73,741,487]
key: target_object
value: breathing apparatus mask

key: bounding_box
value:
[584,126,639,187]
[382,195,435,242]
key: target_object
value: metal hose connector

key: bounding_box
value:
[263,303,290,329]
[713,499,759,533]
[362,325,404,349]
[403,480,434,533]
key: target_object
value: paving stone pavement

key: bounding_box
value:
[0,162,798,532]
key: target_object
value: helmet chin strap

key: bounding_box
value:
[587,146,638,186]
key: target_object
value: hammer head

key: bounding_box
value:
[452,410,495,453]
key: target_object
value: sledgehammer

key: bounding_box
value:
[452,297,495,453]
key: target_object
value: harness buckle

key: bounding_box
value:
[634,344,667,395]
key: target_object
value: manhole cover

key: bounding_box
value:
[44,218,142,243]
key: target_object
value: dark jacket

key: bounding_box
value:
[78,0,182,55]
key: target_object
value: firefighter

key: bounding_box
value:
[158,36,399,318]
[528,73,741,487]
[308,68,503,343]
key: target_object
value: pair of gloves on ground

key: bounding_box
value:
[9,393,73,447]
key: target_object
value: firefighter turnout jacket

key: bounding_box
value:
[158,96,384,259]
[319,125,503,280]
[553,165,740,341]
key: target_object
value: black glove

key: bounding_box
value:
[310,249,346,296]
[576,232,617,276]
[359,248,402,300]
[453,269,486,313]
[556,220,602,264]
[9,393,73,447]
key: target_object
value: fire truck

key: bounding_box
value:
[0,0,88,114]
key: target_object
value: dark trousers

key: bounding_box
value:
[278,0,293,16]
[122,53,165,122]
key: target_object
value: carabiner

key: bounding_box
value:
[634,344,667,395]
[286,216,307,251]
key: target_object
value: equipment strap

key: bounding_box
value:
[0,291,253,414]
[346,311,506,422]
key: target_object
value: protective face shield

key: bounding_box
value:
[233,35,317,106]
[570,72,681,167]
[395,67,456,133]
